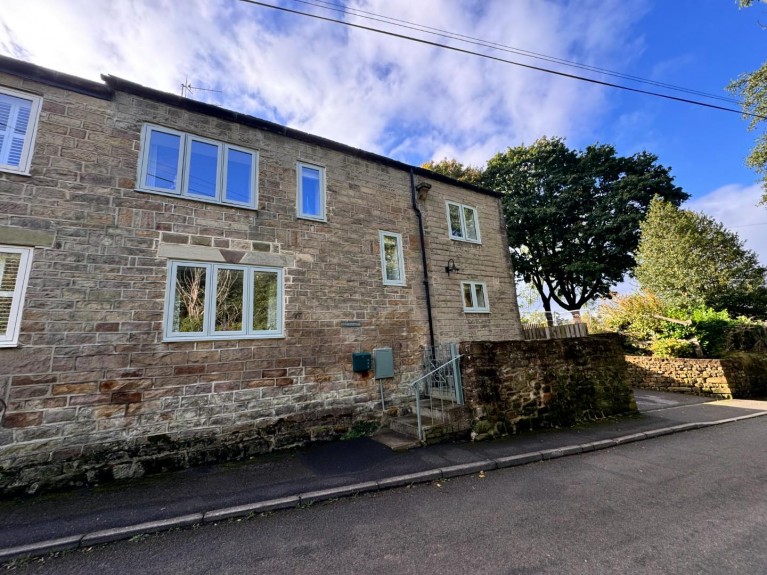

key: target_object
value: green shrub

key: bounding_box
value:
[650,338,696,358]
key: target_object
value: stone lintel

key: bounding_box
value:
[158,243,294,267]
[0,226,55,247]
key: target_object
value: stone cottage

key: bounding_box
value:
[0,56,523,491]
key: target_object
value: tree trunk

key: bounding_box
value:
[542,297,555,327]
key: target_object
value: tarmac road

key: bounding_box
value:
[6,416,767,575]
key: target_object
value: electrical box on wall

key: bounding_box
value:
[374,347,394,379]
[352,352,372,372]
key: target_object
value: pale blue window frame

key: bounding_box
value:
[446,201,481,244]
[296,161,326,221]
[163,260,284,341]
[138,124,258,209]
[461,281,490,313]
[0,88,42,175]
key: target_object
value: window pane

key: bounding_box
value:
[464,207,478,241]
[301,166,322,217]
[226,149,253,204]
[449,204,463,238]
[474,284,487,309]
[462,283,473,308]
[252,271,279,331]
[146,130,181,190]
[215,268,244,332]
[173,265,206,333]
[188,140,218,198]
[383,235,401,282]
[0,252,21,332]
[0,95,32,168]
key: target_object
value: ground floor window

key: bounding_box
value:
[164,261,283,340]
[461,281,489,313]
[0,245,33,347]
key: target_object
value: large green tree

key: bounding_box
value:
[481,137,688,323]
[635,197,767,317]
[729,0,767,202]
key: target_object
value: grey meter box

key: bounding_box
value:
[374,347,394,379]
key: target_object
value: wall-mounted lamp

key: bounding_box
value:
[445,259,460,275]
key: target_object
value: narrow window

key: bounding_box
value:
[297,162,326,221]
[186,138,220,199]
[142,126,183,192]
[379,231,405,286]
[137,124,258,208]
[0,246,33,347]
[0,88,42,175]
[446,201,481,243]
[461,281,489,313]
[224,146,256,205]
[164,261,283,340]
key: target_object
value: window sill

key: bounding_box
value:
[450,237,482,245]
[0,167,31,177]
[463,310,490,314]
[134,188,259,212]
[297,214,327,223]
[163,333,285,343]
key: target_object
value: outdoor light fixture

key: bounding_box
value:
[445,259,460,275]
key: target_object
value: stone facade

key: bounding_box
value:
[459,334,635,437]
[625,355,765,399]
[0,58,523,492]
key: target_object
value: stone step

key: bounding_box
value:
[370,429,421,451]
[387,413,472,444]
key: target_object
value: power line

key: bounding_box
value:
[292,0,740,106]
[240,0,766,121]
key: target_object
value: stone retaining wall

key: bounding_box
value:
[459,334,635,438]
[625,355,764,399]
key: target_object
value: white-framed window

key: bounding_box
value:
[0,245,33,347]
[296,162,326,221]
[0,88,42,175]
[461,281,489,313]
[379,231,405,286]
[446,201,481,243]
[137,124,258,209]
[163,260,283,341]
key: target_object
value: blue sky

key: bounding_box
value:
[1,0,765,274]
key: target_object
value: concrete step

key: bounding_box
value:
[370,429,421,451]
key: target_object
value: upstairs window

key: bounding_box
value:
[0,88,42,175]
[0,246,33,347]
[379,231,405,286]
[297,162,326,221]
[163,261,283,341]
[446,201,481,243]
[461,281,489,313]
[138,125,258,208]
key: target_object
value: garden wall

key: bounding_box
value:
[625,355,767,399]
[459,334,635,438]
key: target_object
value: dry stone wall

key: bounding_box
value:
[459,334,635,438]
[625,355,763,399]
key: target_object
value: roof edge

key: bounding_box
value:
[0,55,500,197]
[0,55,112,100]
[101,74,501,198]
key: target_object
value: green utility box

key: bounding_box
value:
[352,352,372,372]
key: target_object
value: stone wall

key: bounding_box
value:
[625,355,765,399]
[459,335,635,438]
[0,61,523,494]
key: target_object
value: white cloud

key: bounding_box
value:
[686,183,767,266]
[0,0,647,164]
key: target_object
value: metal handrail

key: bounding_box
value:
[406,354,463,441]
